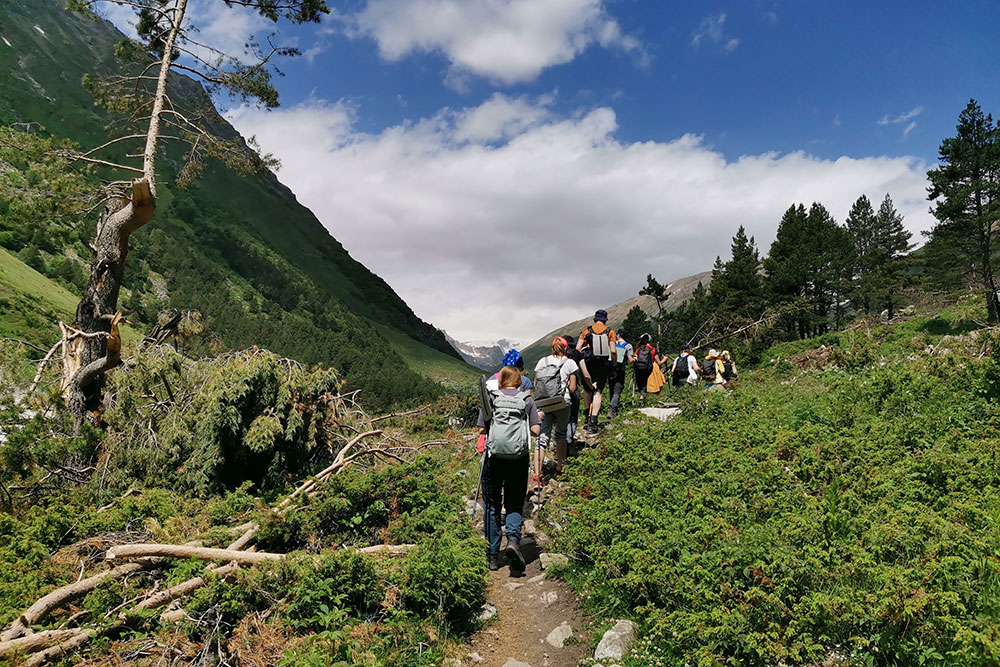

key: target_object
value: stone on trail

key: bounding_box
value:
[505,582,524,591]
[594,620,638,661]
[522,519,536,534]
[442,659,462,667]
[466,652,484,663]
[502,659,532,667]
[541,590,558,606]
[527,574,546,584]
[638,407,682,421]
[538,553,569,570]
[545,621,574,648]
[477,602,498,622]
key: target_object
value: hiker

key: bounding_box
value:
[533,337,579,480]
[720,350,739,388]
[576,309,617,433]
[632,333,657,393]
[608,330,634,418]
[486,349,533,394]
[670,344,700,387]
[561,335,584,445]
[702,349,726,390]
[477,366,542,572]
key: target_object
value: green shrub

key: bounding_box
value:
[552,314,1000,665]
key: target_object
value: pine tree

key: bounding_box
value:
[717,226,764,320]
[846,195,878,313]
[927,99,1000,323]
[872,194,913,318]
[764,203,852,337]
[621,304,654,341]
[764,204,810,337]
[639,274,671,345]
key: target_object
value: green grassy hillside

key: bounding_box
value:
[0,0,475,407]
[547,296,1000,665]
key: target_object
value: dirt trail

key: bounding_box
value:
[454,484,596,667]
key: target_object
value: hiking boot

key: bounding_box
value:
[585,416,598,433]
[486,552,500,571]
[505,537,526,571]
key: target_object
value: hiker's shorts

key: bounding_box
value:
[588,359,611,391]
[538,406,570,449]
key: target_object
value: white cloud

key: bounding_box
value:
[229,96,935,343]
[878,105,924,139]
[353,0,643,85]
[692,13,738,54]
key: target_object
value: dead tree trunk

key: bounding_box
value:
[63,186,152,417]
[62,0,188,421]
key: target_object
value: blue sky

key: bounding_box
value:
[100,0,1000,343]
[269,1,999,164]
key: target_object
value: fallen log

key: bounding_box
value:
[22,629,98,667]
[0,560,159,642]
[0,630,82,660]
[106,544,283,565]
[358,544,416,555]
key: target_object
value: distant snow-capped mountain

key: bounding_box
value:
[442,333,520,371]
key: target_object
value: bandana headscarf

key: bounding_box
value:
[502,349,522,367]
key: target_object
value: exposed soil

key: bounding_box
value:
[455,484,596,667]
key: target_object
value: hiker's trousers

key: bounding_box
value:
[538,406,570,450]
[482,454,529,555]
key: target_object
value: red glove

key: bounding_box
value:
[477,434,486,454]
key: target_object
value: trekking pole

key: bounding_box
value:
[470,449,486,520]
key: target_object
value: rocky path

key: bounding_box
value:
[448,469,601,667]
[457,518,595,667]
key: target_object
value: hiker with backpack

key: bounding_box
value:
[533,337,579,480]
[576,309,617,433]
[720,350,738,388]
[477,366,542,572]
[670,344,701,387]
[702,349,726,390]
[561,335,584,445]
[607,330,634,419]
[485,349,533,395]
[633,333,657,393]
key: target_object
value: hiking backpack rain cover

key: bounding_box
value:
[486,391,530,459]
[588,326,611,359]
[534,359,568,413]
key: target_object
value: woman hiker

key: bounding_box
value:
[477,366,542,572]
[533,337,579,483]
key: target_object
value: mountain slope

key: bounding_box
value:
[0,0,477,404]
[520,270,712,366]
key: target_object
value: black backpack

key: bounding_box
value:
[722,360,735,381]
[635,345,654,372]
[702,358,717,382]
[672,354,689,384]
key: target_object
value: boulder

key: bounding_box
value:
[638,407,682,421]
[545,621,573,648]
[538,553,569,570]
[477,602,497,622]
[594,620,637,661]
